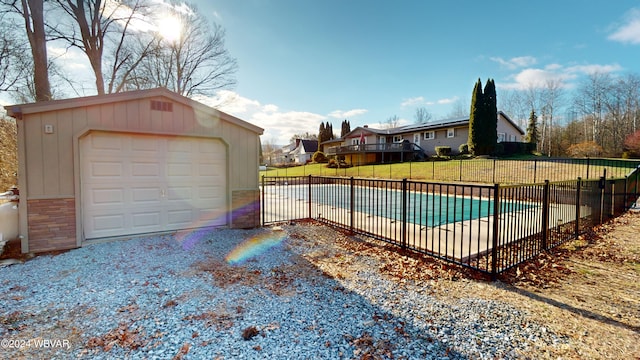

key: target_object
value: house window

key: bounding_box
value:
[424,131,435,140]
[510,134,516,141]
[351,139,360,145]
[151,100,173,112]
[447,128,455,138]
[379,137,386,144]
[393,135,403,143]
[498,133,506,142]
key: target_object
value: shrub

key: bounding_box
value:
[435,146,451,157]
[458,143,469,154]
[624,130,640,157]
[566,141,603,158]
[492,143,504,156]
[312,151,328,163]
[0,117,17,191]
[327,159,351,168]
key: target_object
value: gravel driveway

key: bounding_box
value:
[0,225,563,359]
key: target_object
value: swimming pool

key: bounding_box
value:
[264,183,533,227]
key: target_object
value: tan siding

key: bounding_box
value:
[497,115,523,141]
[114,102,127,128]
[419,127,469,154]
[71,108,88,130]
[100,103,115,128]
[139,100,151,129]
[86,106,100,128]
[172,103,185,133]
[57,111,74,195]
[126,101,140,129]
[25,114,44,196]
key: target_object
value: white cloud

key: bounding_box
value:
[328,108,368,118]
[490,56,537,69]
[263,104,279,113]
[367,117,411,129]
[437,96,458,105]
[198,90,326,145]
[565,63,623,74]
[501,62,622,90]
[401,95,457,108]
[608,8,640,44]
[400,96,425,107]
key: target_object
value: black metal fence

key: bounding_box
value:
[262,165,640,277]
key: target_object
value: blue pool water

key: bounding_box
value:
[266,184,532,227]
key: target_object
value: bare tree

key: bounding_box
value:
[0,17,28,91]
[573,72,612,145]
[540,79,564,156]
[384,115,400,129]
[0,0,51,101]
[414,106,432,124]
[133,3,237,97]
[447,98,469,119]
[52,0,158,95]
[499,89,530,129]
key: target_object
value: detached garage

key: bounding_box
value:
[5,88,264,253]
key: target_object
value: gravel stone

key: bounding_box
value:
[0,226,565,359]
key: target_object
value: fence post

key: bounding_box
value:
[432,160,435,180]
[575,177,581,239]
[586,157,590,179]
[534,160,538,183]
[491,183,500,280]
[350,177,355,234]
[459,159,463,182]
[308,174,312,219]
[492,159,496,184]
[542,180,550,251]
[598,175,606,224]
[401,178,408,249]
[261,175,265,226]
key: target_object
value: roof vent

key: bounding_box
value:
[151,100,173,112]
[363,125,368,128]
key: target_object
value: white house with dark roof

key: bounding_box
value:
[324,111,524,164]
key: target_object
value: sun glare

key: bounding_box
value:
[157,15,182,43]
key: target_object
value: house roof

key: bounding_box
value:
[300,139,318,153]
[4,87,264,135]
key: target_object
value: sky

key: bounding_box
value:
[3,1,640,145]
[197,0,640,145]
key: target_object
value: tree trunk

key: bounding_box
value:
[22,0,51,101]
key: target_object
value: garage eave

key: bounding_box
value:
[3,88,264,135]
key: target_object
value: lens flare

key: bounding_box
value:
[225,231,286,264]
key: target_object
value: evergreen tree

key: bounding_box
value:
[328,122,334,139]
[468,78,483,155]
[341,120,351,137]
[318,122,326,144]
[525,109,540,145]
[483,79,498,154]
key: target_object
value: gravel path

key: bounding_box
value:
[0,225,565,359]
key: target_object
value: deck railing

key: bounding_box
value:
[261,165,640,277]
[325,142,422,155]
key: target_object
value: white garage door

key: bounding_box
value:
[80,132,227,239]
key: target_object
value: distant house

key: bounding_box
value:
[275,138,319,164]
[324,111,524,164]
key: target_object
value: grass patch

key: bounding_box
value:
[260,158,637,184]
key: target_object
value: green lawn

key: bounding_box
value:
[260,158,638,184]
